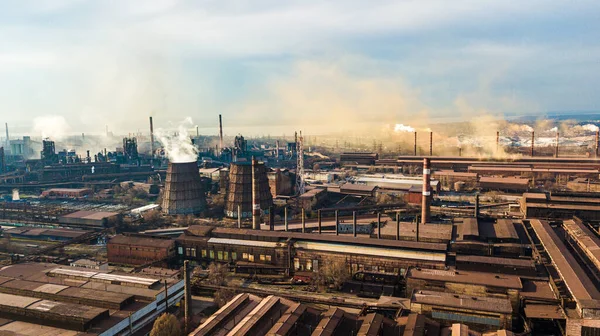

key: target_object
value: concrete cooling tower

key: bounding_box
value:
[161,161,207,215]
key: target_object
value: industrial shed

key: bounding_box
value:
[58,210,121,229]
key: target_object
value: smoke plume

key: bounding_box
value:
[32,115,71,140]
[155,117,198,163]
[394,124,415,132]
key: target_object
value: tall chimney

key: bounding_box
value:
[530,131,535,157]
[496,131,500,154]
[149,117,155,158]
[275,140,280,162]
[353,211,357,237]
[414,132,418,156]
[555,132,559,158]
[592,128,600,158]
[219,114,224,154]
[252,157,261,230]
[5,123,9,152]
[458,147,462,157]
[429,132,433,156]
[474,194,480,218]
[421,158,431,234]
[184,260,192,333]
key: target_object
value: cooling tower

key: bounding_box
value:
[225,161,273,219]
[161,162,207,215]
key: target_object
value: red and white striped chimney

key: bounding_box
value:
[252,157,261,230]
[421,158,431,230]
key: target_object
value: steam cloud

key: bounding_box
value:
[32,115,71,140]
[582,124,599,132]
[394,124,415,132]
[155,117,198,163]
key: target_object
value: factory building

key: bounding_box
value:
[2,226,91,242]
[0,262,184,335]
[410,290,513,331]
[192,293,516,336]
[478,176,530,192]
[520,192,600,221]
[340,152,379,165]
[107,234,176,266]
[176,225,447,278]
[40,187,93,198]
[161,161,207,215]
[528,219,600,334]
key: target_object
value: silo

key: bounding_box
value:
[225,161,272,219]
[161,162,207,215]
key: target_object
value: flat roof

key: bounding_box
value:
[479,219,519,240]
[455,255,535,268]
[530,219,600,300]
[524,304,565,320]
[521,280,557,301]
[411,290,512,314]
[407,268,522,289]
[384,222,453,241]
[479,177,530,185]
[60,210,119,220]
[563,219,600,269]
[208,237,281,248]
[294,241,446,262]
[108,234,174,248]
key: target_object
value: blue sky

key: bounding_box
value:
[1,0,599,136]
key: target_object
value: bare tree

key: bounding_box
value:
[143,209,164,227]
[315,259,351,291]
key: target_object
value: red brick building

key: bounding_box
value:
[107,234,175,266]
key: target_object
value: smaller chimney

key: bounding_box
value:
[302,208,306,233]
[318,209,322,234]
[421,158,431,232]
[335,210,339,236]
[284,207,288,231]
[474,194,480,218]
[353,211,357,237]
[219,114,224,154]
[555,132,559,158]
[496,131,500,154]
[251,157,261,230]
[458,147,462,157]
[149,117,155,158]
[530,131,535,157]
[269,206,275,231]
[237,205,242,228]
[592,130,600,158]
[184,260,192,333]
[414,132,418,156]
[396,212,400,240]
[377,212,381,239]
[429,131,433,156]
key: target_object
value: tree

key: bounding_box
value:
[315,259,351,291]
[206,263,229,286]
[143,209,164,227]
[176,215,196,227]
[150,313,181,336]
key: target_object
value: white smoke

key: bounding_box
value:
[32,115,71,140]
[155,117,198,163]
[394,124,415,132]
[582,124,599,132]
[549,127,558,132]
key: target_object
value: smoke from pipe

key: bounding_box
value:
[155,117,198,163]
[394,124,415,132]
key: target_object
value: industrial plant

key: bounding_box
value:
[2,113,600,336]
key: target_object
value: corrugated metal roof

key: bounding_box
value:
[294,241,446,262]
[411,290,512,314]
[208,237,281,248]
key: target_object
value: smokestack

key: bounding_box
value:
[474,194,480,218]
[5,123,9,151]
[429,132,433,156]
[421,158,431,234]
[196,126,199,138]
[149,117,155,158]
[318,210,322,234]
[377,212,381,239]
[238,205,242,229]
[252,157,261,230]
[530,131,535,157]
[269,206,275,231]
[335,210,339,236]
[301,208,306,233]
[555,132,559,158]
[496,131,500,154]
[414,132,417,156]
[184,260,191,333]
[284,207,288,231]
[396,212,400,240]
[275,140,280,162]
[458,147,462,157]
[592,130,600,158]
[353,211,357,237]
[219,114,224,154]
